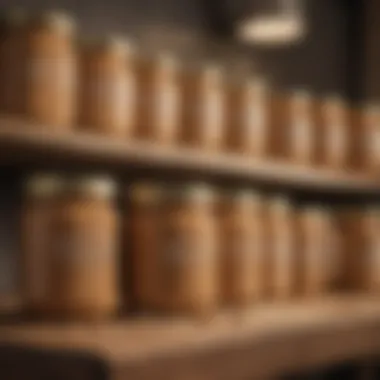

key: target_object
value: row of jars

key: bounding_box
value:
[1,10,380,172]
[21,173,380,321]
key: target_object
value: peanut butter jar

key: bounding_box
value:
[159,184,218,317]
[220,190,264,308]
[226,78,268,156]
[23,11,77,129]
[362,208,380,293]
[129,182,162,311]
[286,91,315,164]
[360,104,380,173]
[265,196,294,300]
[0,8,29,115]
[21,174,63,316]
[136,53,180,144]
[78,37,136,137]
[47,176,120,320]
[316,96,349,169]
[296,206,330,297]
[182,65,225,151]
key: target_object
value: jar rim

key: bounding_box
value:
[69,176,117,199]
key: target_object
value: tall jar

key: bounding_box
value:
[220,191,264,307]
[129,182,162,311]
[362,209,380,293]
[136,53,180,144]
[0,8,29,115]
[23,11,76,129]
[78,37,136,137]
[317,96,348,169]
[182,65,225,151]
[47,176,120,320]
[226,78,268,157]
[287,91,314,165]
[21,174,63,316]
[160,184,218,317]
[296,206,329,297]
[361,105,380,173]
[266,197,294,300]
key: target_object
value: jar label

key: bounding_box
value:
[291,119,311,154]
[243,104,266,141]
[327,124,346,159]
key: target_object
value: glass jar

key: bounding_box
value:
[220,190,264,307]
[362,208,380,293]
[47,176,120,320]
[361,104,380,173]
[226,78,268,157]
[182,65,225,151]
[296,206,329,297]
[287,91,314,165]
[129,182,162,311]
[0,8,29,115]
[317,96,348,169]
[136,53,180,144]
[78,37,136,137]
[266,196,294,300]
[159,184,218,316]
[24,11,76,129]
[21,174,63,316]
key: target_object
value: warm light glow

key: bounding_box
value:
[237,15,305,45]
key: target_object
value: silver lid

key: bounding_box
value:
[37,10,75,35]
[69,176,117,199]
[25,174,64,198]
[166,183,215,203]
[268,196,291,214]
[129,182,162,204]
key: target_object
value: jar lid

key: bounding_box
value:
[301,205,328,221]
[364,103,380,117]
[129,182,162,204]
[324,95,345,109]
[25,174,64,197]
[227,190,262,207]
[35,10,75,35]
[268,196,291,214]
[203,64,223,83]
[70,176,117,199]
[246,77,267,95]
[156,52,179,70]
[166,183,215,203]
[91,35,135,57]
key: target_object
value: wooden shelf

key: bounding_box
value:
[0,117,378,194]
[1,297,380,379]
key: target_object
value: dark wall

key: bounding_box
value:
[0,0,348,93]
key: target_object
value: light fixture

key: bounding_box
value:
[236,0,306,46]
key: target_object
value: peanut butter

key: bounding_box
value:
[160,184,218,316]
[226,78,268,156]
[220,190,264,307]
[21,174,63,316]
[182,65,224,151]
[48,176,119,320]
[24,11,76,129]
[136,53,180,144]
[78,37,136,137]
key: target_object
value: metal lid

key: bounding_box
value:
[25,174,64,198]
[245,77,268,96]
[227,189,262,208]
[156,52,179,71]
[36,10,75,35]
[91,35,135,57]
[129,182,162,204]
[268,196,291,214]
[165,183,215,203]
[69,176,117,199]
[203,64,223,83]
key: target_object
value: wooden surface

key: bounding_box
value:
[0,116,378,193]
[1,296,380,379]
